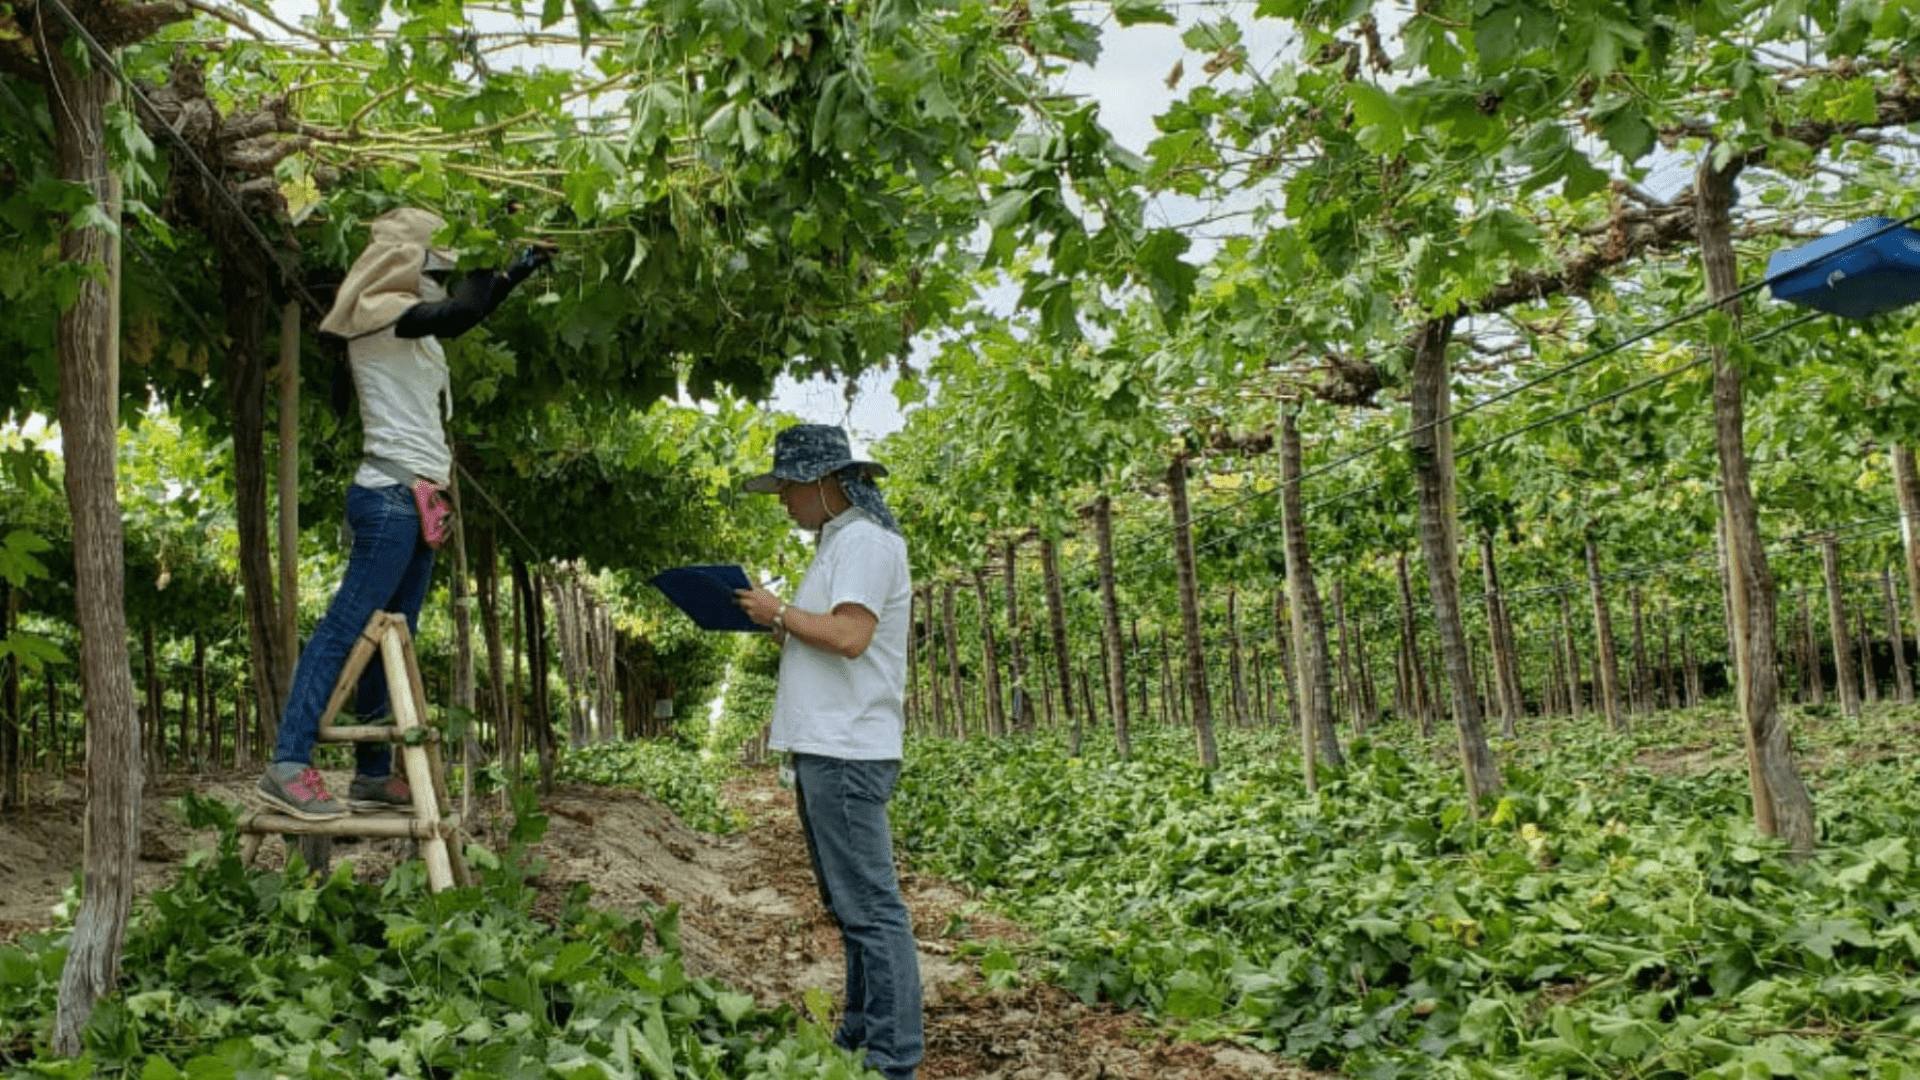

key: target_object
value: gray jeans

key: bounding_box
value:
[793,754,923,1080]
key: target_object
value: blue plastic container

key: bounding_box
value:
[1766,216,1920,320]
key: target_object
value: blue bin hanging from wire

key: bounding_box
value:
[1767,216,1920,320]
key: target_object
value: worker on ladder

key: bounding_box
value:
[257,207,549,821]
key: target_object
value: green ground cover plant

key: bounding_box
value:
[0,801,869,1079]
[891,707,1920,1079]
[557,741,742,835]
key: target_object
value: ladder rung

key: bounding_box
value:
[319,724,440,744]
[238,809,463,841]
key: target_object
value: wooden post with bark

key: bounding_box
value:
[940,581,966,738]
[1167,453,1218,769]
[1585,537,1627,733]
[1480,533,1521,736]
[1698,153,1814,855]
[971,573,1005,738]
[1278,409,1341,770]
[1040,538,1073,741]
[1092,497,1131,758]
[1408,317,1500,803]
[1558,588,1583,718]
[1883,568,1912,704]
[1820,534,1860,719]
[1001,542,1035,733]
[1394,553,1430,735]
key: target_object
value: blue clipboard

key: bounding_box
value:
[648,565,768,632]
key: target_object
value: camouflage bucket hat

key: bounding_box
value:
[743,424,888,493]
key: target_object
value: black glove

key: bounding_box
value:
[505,244,554,285]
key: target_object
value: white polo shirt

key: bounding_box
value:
[768,509,912,761]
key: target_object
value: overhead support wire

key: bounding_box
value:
[40,0,329,318]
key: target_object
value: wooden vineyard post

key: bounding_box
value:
[1041,538,1074,740]
[1883,569,1912,704]
[1821,534,1860,718]
[1721,502,1774,839]
[1092,497,1130,757]
[940,582,966,738]
[1857,606,1879,707]
[1699,150,1815,855]
[1002,542,1035,734]
[1166,454,1218,769]
[971,573,1005,737]
[1585,538,1626,733]
[1278,409,1342,771]
[1558,588,1583,719]
[1891,446,1920,664]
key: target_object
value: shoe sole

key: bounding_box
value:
[256,788,348,822]
[347,800,413,813]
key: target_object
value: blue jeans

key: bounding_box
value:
[793,754,923,1080]
[271,483,435,776]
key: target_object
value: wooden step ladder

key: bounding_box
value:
[239,611,472,891]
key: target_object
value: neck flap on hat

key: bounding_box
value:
[837,469,900,535]
[319,208,452,340]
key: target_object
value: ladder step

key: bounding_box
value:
[238,809,463,841]
[318,724,440,744]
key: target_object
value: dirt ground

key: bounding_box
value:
[0,766,1328,1080]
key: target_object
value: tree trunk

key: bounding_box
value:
[1408,318,1499,802]
[1352,596,1380,726]
[1821,534,1860,718]
[1890,446,1920,671]
[1698,155,1814,855]
[1884,568,1913,704]
[1167,454,1218,769]
[1682,613,1702,708]
[1332,580,1363,736]
[1227,588,1250,727]
[1125,619,1143,723]
[1002,542,1035,734]
[191,635,208,768]
[225,259,289,750]
[1040,538,1073,740]
[1558,589,1582,718]
[1270,591,1301,732]
[1857,605,1878,707]
[972,573,1005,738]
[1479,533,1521,736]
[1585,538,1627,733]
[512,556,556,789]
[1629,586,1651,714]
[1081,499,1129,756]
[277,302,301,700]
[447,472,477,816]
[941,582,966,738]
[50,65,140,1053]
[1,582,17,811]
[1394,553,1430,735]
[474,529,507,757]
[1157,627,1175,728]
[1797,591,1824,704]
[1660,601,1677,710]
[1278,410,1342,767]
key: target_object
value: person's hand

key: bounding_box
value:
[505,243,555,284]
[733,587,785,628]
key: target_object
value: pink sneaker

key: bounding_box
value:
[258,764,346,820]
